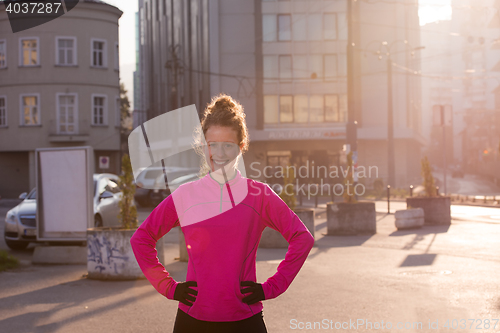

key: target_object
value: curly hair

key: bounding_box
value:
[193,94,249,176]
[200,94,249,154]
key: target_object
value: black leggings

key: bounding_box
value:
[172,308,268,333]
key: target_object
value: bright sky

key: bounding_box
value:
[419,0,452,26]
[101,0,138,106]
[101,0,453,106]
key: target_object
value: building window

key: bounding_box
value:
[56,37,77,66]
[293,95,308,123]
[324,54,338,80]
[293,55,307,79]
[325,95,339,122]
[0,96,7,127]
[338,13,348,40]
[115,96,121,127]
[280,95,293,123]
[263,55,278,82]
[324,13,337,40]
[91,39,107,67]
[92,95,107,125]
[265,13,344,42]
[0,40,6,68]
[309,95,324,123]
[19,38,39,66]
[57,94,77,134]
[20,94,40,126]
[307,14,322,41]
[263,15,277,42]
[264,95,279,124]
[114,42,119,70]
[279,55,292,81]
[278,14,291,41]
[265,94,347,125]
[309,55,323,80]
[292,14,307,41]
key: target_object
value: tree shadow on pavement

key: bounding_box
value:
[0,259,189,333]
[0,278,158,333]
[388,224,450,237]
[399,253,438,267]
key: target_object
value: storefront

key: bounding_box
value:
[246,128,346,187]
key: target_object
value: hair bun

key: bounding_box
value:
[214,96,235,110]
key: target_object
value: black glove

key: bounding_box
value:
[240,281,265,305]
[173,281,198,306]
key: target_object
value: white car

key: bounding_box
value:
[3,173,126,250]
[134,166,199,207]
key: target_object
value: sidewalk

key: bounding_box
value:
[1,206,499,332]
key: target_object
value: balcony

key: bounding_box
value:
[48,119,90,143]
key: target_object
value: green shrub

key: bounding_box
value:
[279,165,297,210]
[343,152,357,203]
[118,154,138,229]
[421,156,436,197]
[0,250,19,272]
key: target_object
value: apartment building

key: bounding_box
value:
[139,0,424,188]
[421,0,500,181]
[0,0,123,197]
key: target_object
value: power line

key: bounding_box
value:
[392,61,500,83]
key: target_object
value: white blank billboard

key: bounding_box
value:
[36,147,93,241]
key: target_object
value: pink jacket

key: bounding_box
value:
[130,171,314,322]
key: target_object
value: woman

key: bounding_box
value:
[130,94,314,333]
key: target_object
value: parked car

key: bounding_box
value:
[134,167,199,207]
[150,172,200,206]
[3,173,125,250]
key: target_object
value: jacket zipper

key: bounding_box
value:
[219,183,223,212]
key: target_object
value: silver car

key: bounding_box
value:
[134,167,199,207]
[4,173,125,250]
[150,172,200,206]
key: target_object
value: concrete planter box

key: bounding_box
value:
[87,228,164,280]
[259,209,315,249]
[395,208,424,230]
[406,197,451,225]
[327,202,376,235]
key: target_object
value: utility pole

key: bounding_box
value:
[442,107,447,195]
[387,56,395,187]
[363,40,423,189]
[346,0,358,182]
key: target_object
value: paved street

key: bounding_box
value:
[1,201,499,332]
[433,172,500,197]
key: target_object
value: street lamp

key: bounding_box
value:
[362,40,425,188]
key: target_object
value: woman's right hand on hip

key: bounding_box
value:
[173,281,198,306]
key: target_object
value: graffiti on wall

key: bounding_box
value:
[87,234,133,275]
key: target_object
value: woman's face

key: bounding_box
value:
[204,126,241,174]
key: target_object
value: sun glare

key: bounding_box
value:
[419,0,452,26]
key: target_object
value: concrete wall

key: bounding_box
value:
[0,152,30,198]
